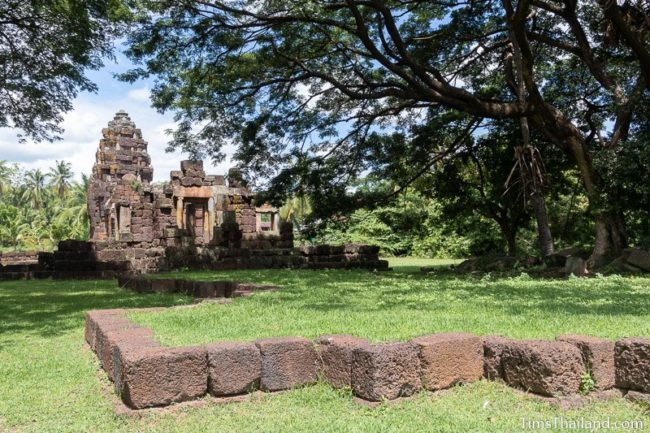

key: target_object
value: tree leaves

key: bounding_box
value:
[0,161,88,251]
[0,0,128,141]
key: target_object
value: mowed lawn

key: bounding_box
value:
[134,258,650,344]
[0,258,648,432]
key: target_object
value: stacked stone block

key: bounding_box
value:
[161,244,388,271]
[225,194,256,235]
[0,251,47,280]
[87,309,650,410]
[499,340,586,396]
[558,335,615,390]
[351,342,422,400]
[412,333,483,390]
[116,275,279,298]
[115,345,208,409]
[256,337,319,392]
[316,335,369,388]
[296,244,389,269]
[0,251,40,266]
[0,240,131,280]
[207,342,261,396]
[88,110,156,244]
[615,338,650,392]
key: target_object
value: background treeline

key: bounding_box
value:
[1,154,643,259]
[0,161,88,251]
[283,186,584,260]
[283,126,650,258]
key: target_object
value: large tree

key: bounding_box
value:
[0,0,128,142]
[124,0,649,265]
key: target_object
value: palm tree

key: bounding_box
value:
[0,160,14,196]
[280,195,312,226]
[57,175,90,239]
[22,169,48,209]
[0,203,23,250]
[48,160,73,200]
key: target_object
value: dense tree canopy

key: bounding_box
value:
[122,0,649,264]
[0,0,128,141]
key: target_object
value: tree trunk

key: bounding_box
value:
[498,221,518,257]
[591,212,628,267]
[506,231,517,257]
[504,3,626,267]
[506,21,556,261]
[531,191,555,259]
[566,135,628,266]
[527,119,626,266]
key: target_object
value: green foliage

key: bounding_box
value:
[130,179,142,192]
[580,371,597,395]
[316,209,410,255]
[0,1,130,142]
[308,187,505,258]
[544,170,595,251]
[279,196,312,231]
[410,209,501,259]
[0,160,88,251]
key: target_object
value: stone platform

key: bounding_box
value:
[0,240,388,280]
[85,307,650,410]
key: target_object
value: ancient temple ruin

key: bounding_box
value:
[87,110,284,251]
[0,110,386,279]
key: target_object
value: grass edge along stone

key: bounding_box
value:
[85,306,650,410]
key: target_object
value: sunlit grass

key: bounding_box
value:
[132,259,650,345]
[1,260,649,432]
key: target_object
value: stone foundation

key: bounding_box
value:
[117,275,279,298]
[163,243,388,271]
[0,251,41,266]
[0,240,130,280]
[0,239,388,280]
[85,308,650,410]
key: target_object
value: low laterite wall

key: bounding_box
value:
[85,308,650,410]
[0,242,389,281]
[117,275,279,298]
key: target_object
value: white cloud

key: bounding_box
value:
[127,86,150,102]
[0,89,234,183]
[0,50,236,184]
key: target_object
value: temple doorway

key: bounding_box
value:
[183,199,210,245]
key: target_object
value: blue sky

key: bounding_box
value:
[0,47,234,182]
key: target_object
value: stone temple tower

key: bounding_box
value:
[87,110,156,242]
[86,110,289,269]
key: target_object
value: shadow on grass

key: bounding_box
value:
[3,269,650,341]
[0,279,188,339]
[279,271,650,319]
[160,266,650,322]
[158,266,650,320]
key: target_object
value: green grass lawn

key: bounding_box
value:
[133,258,650,345]
[1,258,649,432]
